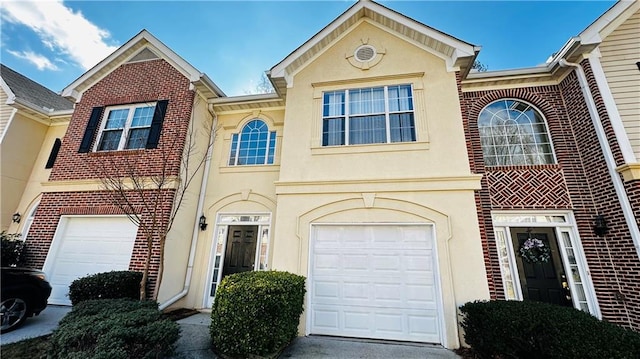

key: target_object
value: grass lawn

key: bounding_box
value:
[1,335,51,358]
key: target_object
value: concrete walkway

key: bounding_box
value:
[0,305,71,345]
[1,309,461,359]
[175,313,460,359]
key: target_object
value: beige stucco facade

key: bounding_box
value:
[0,94,70,232]
[172,19,488,349]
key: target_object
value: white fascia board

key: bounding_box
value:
[270,2,365,78]
[367,1,476,58]
[580,1,637,45]
[62,29,223,99]
[271,1,477,80]
[197,73,226,98]
[466,65,550,79]
[209,93,281,104]
[0,77,16,104]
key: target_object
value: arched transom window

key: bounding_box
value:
[478,99,555,166]
[229,119,276,166]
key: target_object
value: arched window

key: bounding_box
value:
[21,203,38,239]
[229,119,276,166]
[478,99,555,166]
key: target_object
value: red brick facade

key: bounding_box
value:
[25,59,195,298]
[460,65,640,330]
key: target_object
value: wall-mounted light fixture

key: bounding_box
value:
[636,61,640,72]
[12,212,21,223]
[594,214,608,237]
[199,215,208,231]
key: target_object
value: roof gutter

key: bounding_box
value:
[159,101,217,310]
[559,58,640,261]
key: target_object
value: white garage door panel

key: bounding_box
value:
[310,225,441,343]
[44,217,138,305]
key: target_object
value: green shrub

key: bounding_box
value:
[210,271,306,357]
[1,231,26,267]
[68,270,142,305]
[459,300,640,359]
[49,298,179,359]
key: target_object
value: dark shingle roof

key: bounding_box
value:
[1,64,74,112]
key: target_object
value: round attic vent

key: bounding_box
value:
[354,45,376,62]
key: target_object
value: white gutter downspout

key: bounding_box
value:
[159,102,217,310]
[559,59,640,261]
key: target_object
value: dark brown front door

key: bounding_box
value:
[511,228,572,307]
[222,225,258,278]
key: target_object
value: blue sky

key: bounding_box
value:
[1,1,616,96]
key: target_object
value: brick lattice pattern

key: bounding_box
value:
[460,63,640,330]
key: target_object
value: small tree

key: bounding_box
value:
[92,100,215,300]
[244,72,276,95]
[472,60,488,72]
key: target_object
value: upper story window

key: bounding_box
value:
[78,100,168,153]
[96,103,156,151]
[229,119,276,166]
[322,84,415,146]
[478,99,555,166]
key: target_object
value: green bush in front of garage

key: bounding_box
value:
[210,271,306,358]
[68,270,142,305]
[459,300,640,359]
[48,298,179,359]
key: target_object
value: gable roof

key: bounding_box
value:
[579,0,639,45]
[269,0,479,94]
[61,29,225,101]
[1,64,74,114]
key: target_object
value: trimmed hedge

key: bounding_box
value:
[49,299,179,359]
[1,231,26,267]
[69,270,142,305]
[459,300,640,359]
[210,271,306,357]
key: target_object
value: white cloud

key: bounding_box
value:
[7,50,59,71]
[1,0,118,70]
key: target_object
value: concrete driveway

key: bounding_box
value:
[0,305,71,345]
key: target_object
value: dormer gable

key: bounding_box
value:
[268,0,479,95]
[61,29,225,102]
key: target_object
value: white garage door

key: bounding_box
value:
[43,216,138,305]
[310,225,441,343]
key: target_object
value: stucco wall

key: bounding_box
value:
[0,113,49,231]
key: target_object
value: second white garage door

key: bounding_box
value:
[43,216,138,305]
[309,224,441,343]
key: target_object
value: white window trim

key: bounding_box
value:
[491,210,601,318]
[322,84,415,147]
[478,98,558,166]
[203,212,272,308]
[93,102,156,152]
[228,120,277,166]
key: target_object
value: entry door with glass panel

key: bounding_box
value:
[510,228,572,307]
[205,214,271,307]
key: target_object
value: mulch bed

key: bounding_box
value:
[162,307,200,321]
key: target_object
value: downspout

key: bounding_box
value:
[159,101,217,310]
[559,59,640,261]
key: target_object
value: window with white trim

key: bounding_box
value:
[322,84,415,146]
[478,99,555,166]
[96,103,156,151]
[228,119,276,165]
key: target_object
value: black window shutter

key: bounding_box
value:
[79,107,104,153]
[146,100,169,149]
[45,138,62,169]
